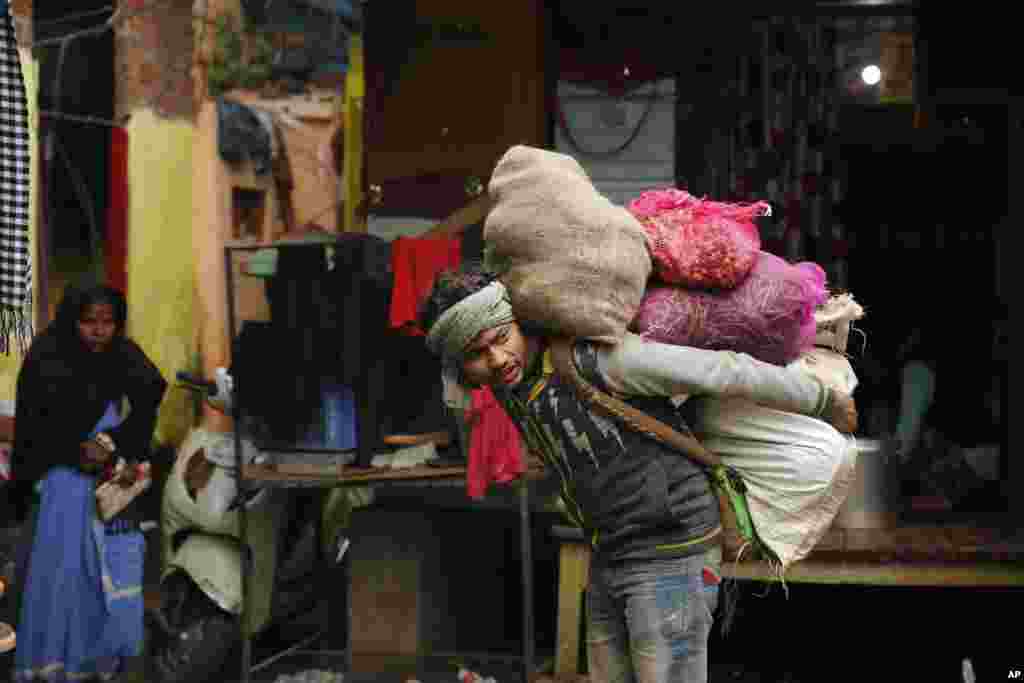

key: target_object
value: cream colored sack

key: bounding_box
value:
[697,315,864,568]
[698,398,858,569]
[788,347,859,395]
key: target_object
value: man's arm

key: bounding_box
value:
[596,333,855,431]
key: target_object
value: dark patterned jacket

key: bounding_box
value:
[498,333,829,564]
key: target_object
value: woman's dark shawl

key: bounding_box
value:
[9,287,167,521]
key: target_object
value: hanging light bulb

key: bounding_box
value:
[861,64,882,86]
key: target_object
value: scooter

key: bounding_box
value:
[148,371,366,682]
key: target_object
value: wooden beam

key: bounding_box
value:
[192,100,234,433]
[10,0,31,45]
[421,193,492,239]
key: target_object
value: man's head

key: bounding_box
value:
[420,262,540,388]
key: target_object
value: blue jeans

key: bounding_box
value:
[587,547,721,683]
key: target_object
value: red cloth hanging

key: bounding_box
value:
[106,127,129,294]
[388,236,461,335]
[466,386,525,500]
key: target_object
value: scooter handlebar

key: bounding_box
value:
[175,372,217,395]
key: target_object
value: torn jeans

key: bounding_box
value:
[587,547,721,683]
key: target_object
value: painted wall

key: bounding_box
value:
[125,109,198,446]
[554,78,678,206]
[366,0,547,201]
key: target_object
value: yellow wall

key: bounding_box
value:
[0,48,38,408]
[126,109,198,446]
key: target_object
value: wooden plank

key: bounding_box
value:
[723,558,1024,587]
[225,88,343,232]
[270,462,344,477]
[192,100,234,434]
[843,525,956,559]
[555,542,590,675]
[244,462,467,484]
[243,460,547,485]
[831,524,1014,560]
[945,524,1007,557]
[382,432,452,448]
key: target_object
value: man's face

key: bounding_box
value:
[461,321,532,388]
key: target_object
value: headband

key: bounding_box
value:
[425,281,515,362]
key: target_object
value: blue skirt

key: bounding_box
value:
[13,467,145,682]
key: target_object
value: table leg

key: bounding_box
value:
[520,484,534,683]
[555,542,590,675]
[325,546,352,670]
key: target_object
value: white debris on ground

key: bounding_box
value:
[406,669,498,683]
[272,670,345,683]
[270,666,499,683]
[457,668,497,683]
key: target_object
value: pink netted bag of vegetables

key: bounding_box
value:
[632,251,828,366]
[628,188,767,289]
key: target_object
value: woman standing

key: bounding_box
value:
[9,281,167,681]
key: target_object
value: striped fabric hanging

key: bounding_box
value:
[0,3,31,353]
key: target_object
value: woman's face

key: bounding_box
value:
[77,303,117,353]
[461,321,535,388]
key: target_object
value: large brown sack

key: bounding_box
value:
[484,145,651,344]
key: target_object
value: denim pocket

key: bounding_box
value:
[653,573,701,639]
[97,530,145,601]
[107,533,144,582]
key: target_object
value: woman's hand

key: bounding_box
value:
[826,391,858,434]
[114,462,150,488]
[80,439,113,474]
[114,464,137,487]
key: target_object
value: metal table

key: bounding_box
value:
[223,241,545,683]
[233,462,546,683]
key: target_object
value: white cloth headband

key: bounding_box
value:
[425,281,515,361]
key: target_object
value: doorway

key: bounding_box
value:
[33,1,115,319]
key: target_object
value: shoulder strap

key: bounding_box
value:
[547,338,722,469]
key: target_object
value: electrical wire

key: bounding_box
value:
[41,109,126,127]
[34,6,114,29]
[30,0,181,50]
[53,134,104,270]
[555,81,661,159]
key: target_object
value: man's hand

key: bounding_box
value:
[80,440,113,474]
[826,391,858,434]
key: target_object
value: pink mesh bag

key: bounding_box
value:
[632,251,829,366]
[628,188,767,290]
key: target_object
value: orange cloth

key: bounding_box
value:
[388,236,462,334]
[466,386,525,499]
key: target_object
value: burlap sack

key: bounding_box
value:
[484,145,651,344]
